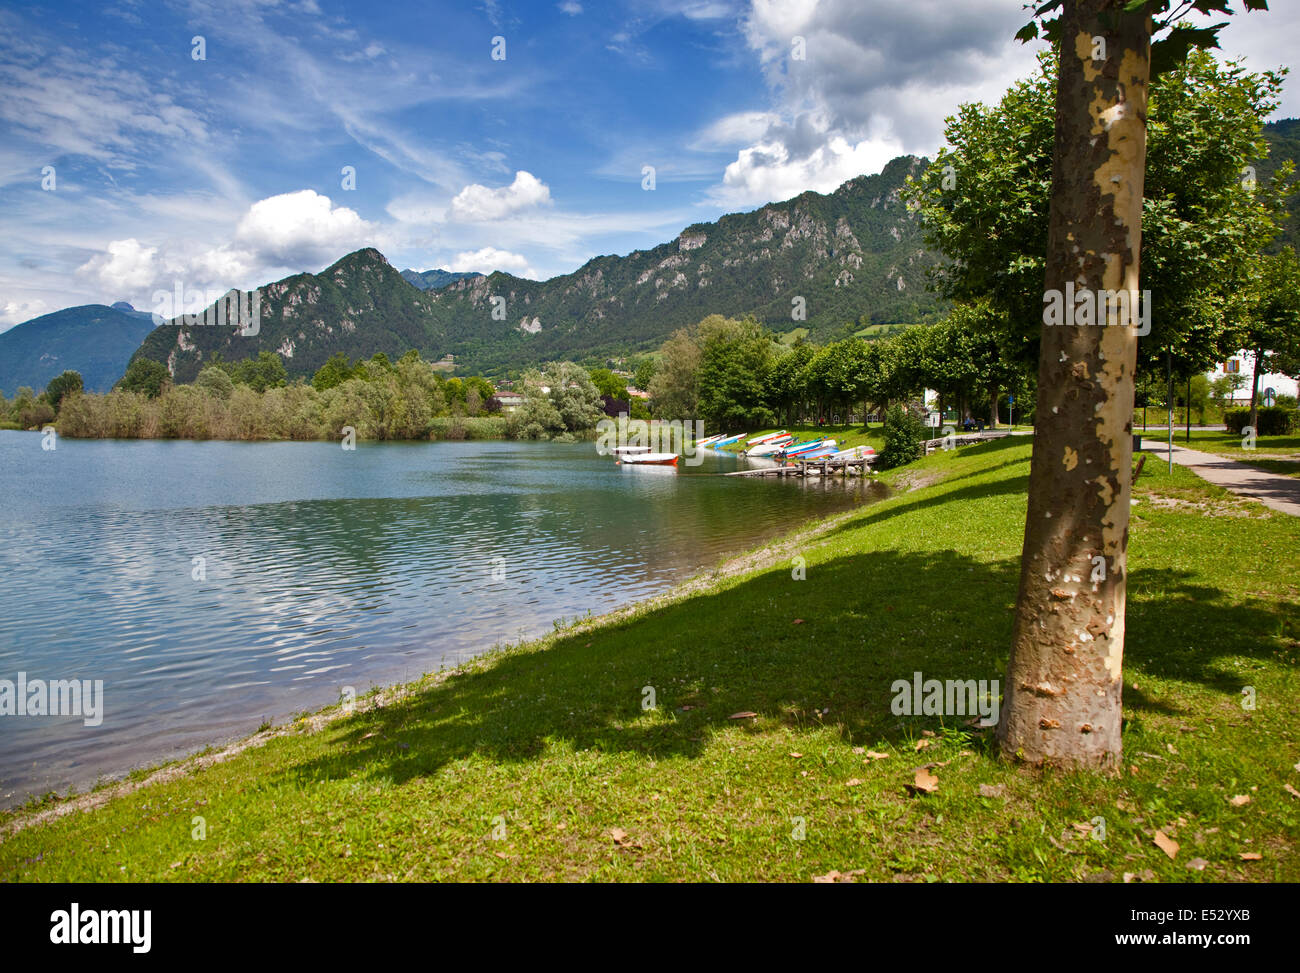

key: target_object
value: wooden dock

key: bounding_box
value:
[726,456,876,478]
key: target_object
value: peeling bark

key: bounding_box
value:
[997,1,1152,768]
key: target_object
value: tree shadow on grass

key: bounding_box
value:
[284,535,1294,790]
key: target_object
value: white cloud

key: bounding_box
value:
[715,129,904,206]
[234,189,375,265]
[448,247,537,278]
[448,171,552,222]
[703,0,1047,207]
[0,299,49,330]
[691,110,782,150]
[558,1,583,14]
[77,238,160,293]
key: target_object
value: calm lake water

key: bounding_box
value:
[0,430,884,807]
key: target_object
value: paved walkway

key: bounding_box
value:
[1138,440,1300,516]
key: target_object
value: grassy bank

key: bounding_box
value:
[2,439,1297,881]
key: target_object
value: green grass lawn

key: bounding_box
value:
[3,439,1297,882]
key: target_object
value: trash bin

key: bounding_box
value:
[1132,434,1143,453]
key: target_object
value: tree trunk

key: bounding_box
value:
[998,1,1151,769]
[1247,345,1263,431]
[990,385,1000,427]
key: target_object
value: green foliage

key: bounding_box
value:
[632,356,656,392]
[905,51,1293,376]
[647,328,701,420]
[43,370,83,411]
[878,403,925,470]
[58,351,499,442]
[588,368,628,400]
[311,352,356,391]
[117,358,170,399]
[217,351,288,393]
[1224,407,1298,436]
[195,366,235,400]
[7,386,55,429]
[504,362,603,439]
[695,315,776,429]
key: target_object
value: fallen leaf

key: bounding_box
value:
[494,851,509,860]
[792,619,805,625]
[845,778,864,787]
[1239,852,1263,861]
[1285,783,1300,799]
[914,738,932,751]
[1153,830,1180,860]
[851,747,865,755]
[788,752,803,759]
[921,730,936,738]
[610,828,629,846]
[978,783,1005,798]
[728,711,758,720]
[812,868,865,883]
[1185,858,1208,872]
[1072,821,1094,834]
[864,751,890,761]
[908,768,939,795]
[1229,794,1251,807]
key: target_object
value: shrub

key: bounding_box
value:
[1223,407,1298,436]
[878,403,925,470]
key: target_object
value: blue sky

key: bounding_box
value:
[1,0,1296,330]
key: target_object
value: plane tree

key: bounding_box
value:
[909,0,1274,767]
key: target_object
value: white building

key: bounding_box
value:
[1206,351,1298,405]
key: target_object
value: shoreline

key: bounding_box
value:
[0,494,881,833]
[4,439,1297,882]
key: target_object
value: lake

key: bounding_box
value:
[0,431,884,806]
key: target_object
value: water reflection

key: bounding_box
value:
[0,432,884,805]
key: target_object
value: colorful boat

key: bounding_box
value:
[746,430,787,446]
[710,433,746,448]
[800,442,840,460]
[610,444,652,454]
[619,452,679,466]
[779,438,826,457]
[746,436,795,457]
[694,434,727,448]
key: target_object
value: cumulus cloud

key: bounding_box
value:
[705,0,1044,207]
[72,190,376,307]
[77,238,160,293]
[447,247,537,278]
[558,1,582,14]
[234,189,374,265]
[717,125,904,206]
[447,171,552,222]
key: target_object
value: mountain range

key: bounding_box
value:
[0,303,157,394]
[5,119,1297,392]
[132,154,941,381]
[399,268,482,290]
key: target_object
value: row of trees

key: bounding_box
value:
[38,351,508,441]
[645,308,1029,431]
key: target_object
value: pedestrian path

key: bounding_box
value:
[1139,440,1300,516]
